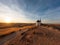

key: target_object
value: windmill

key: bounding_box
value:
[36,18,41,26]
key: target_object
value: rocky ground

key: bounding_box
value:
[1,26,60,45]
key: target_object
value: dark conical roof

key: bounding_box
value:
[37,20,40,22]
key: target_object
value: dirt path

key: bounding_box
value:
[18,26,60,45]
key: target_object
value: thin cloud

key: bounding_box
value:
[0,0,60,23]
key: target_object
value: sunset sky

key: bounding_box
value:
[0,0,60,23]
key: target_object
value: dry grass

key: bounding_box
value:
[0,23,60,45]
[0,23,34,36]
[3,26,60,45]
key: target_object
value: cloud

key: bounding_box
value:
[0,2,31,23]
[0,0,60,23]
[41,7,60,23]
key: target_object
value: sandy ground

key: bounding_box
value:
[0,26,60,45]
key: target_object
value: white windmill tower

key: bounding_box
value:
[36,18,41,26]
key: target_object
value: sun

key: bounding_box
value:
[4,17,12,23]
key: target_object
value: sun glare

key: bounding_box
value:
[4,17,12,23]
